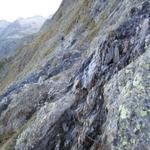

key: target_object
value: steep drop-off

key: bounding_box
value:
[0,0,150,150]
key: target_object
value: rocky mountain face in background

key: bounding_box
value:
[0,16,46,59]
[0,20,10,35]
[0,16,46,39]
[0,0,150,150]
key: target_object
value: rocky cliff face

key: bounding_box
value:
[0,0,150,150]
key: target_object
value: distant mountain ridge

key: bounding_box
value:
[0,20,10,35]
[0,16,47,59]
[0,16,46,39]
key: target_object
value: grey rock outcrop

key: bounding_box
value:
[103,50,150,150]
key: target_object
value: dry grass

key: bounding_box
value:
[0,114,36,150]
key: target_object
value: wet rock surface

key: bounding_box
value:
[0,0,150,150]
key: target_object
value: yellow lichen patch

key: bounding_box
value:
[133,74,145,92]
[121,82,131,97]
[140,110,148,117]
[142,63,150,69]
[133,74,142,87]
[122,140,128,146]
[119,105,129,119]
[52,76,61,81]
